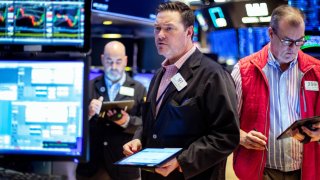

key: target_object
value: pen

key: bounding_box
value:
[253,128,269,151]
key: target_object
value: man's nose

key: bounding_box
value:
[157,30,166,40]
[112,63,117,69]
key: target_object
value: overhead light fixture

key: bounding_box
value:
[242,17,259,23]
[102,34,122,39]
[103,21,113,25]
[259,16,271,22]
[241,3,271,24]
[245,3,268,17]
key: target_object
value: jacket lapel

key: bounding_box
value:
[149,69,165,118]
[94,76,110,101]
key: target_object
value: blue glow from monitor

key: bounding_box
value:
[0,60,86,159]
[207,29,238,63]
[133,73,153,91]
[238,27,269,58]
[289,0,320,31]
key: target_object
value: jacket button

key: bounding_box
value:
[152,134,157,139]
[106,123,110,126]
[103,141,108,146]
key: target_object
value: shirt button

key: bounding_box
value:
[106,123,110,126]
[103,141,108,146]
[152,134,157,139]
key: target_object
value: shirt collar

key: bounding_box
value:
[105,72,126,88]
[161,45,196,70]
[267,47,298,70]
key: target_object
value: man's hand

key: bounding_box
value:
[240,129,267,150]
[88,96,104,119]
[107,109,129,126]
[155,158,182,177]
[293,122,320,142]
[123,139,142,156]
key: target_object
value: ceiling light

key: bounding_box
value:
[102,34,122,38]
[103,21,113,25]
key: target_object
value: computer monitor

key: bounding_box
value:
[301,31,320,59]
[0,57,89,162]
[91,0,163,24]
[238,27,270,58]
[207,28,238,65]
[289,0,320,32]
[0,0,90,53]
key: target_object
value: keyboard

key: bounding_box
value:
[0,169,66,180]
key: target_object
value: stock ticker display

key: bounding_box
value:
[0,0,85,46]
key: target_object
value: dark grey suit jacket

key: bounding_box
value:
[77,74,146,180]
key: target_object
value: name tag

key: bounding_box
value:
[119,86,134,96]
[171,73,187,91]
[305,81,319,91]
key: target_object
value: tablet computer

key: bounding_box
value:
[114,148,183,167]
[99,100,135,121]
[99,100,134,114]
[277,116,320,140]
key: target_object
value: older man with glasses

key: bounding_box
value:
[232,5,320,180]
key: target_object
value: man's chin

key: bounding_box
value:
[107,75,121,82]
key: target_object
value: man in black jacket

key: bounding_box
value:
[123,2,239,180]
[77,41,146,180]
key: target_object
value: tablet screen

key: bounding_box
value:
[114,148,183,167]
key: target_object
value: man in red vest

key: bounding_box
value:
[232,5,320,180]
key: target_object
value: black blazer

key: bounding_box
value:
[135,49,240,180]
[77,74,146,180]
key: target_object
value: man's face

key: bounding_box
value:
[101,54,127,82]
[154,11,193,61]
[269,19,305,64]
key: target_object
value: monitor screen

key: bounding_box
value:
[200,0,285,29]
[0,0,90,53]
[91,0,163,24]
[289,0,320,32]
[238,27,270,58]
[207,28,238,65]
[302,34,320,50]
[301,31,320,59]
[0,58,89,162]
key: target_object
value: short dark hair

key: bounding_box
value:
[156,1,195,29]
[270,5,305,33]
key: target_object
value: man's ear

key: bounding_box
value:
[268,27,273,39]
[124,56,128,67]
[101,54,104,64]
[187,26,194,38]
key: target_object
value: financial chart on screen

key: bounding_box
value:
[0,59,88,161]
[0,0,89,52]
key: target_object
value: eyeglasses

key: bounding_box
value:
[273,30,306,47]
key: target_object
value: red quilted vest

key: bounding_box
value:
[233,45,320,180]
